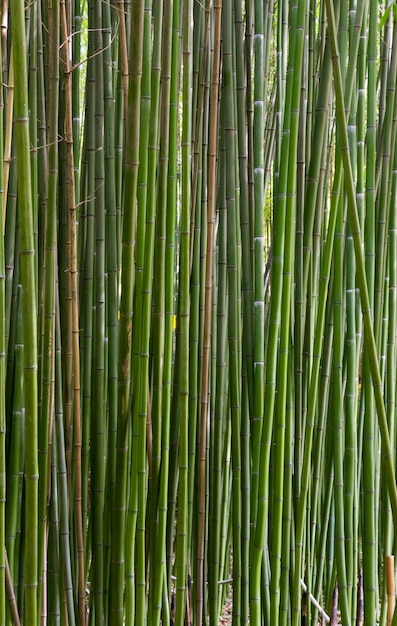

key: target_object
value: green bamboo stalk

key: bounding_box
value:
[374,23,397,350]
[72,0,82,189]
[325,0,397,549]
[135,0,162,620]
[332,194,351,626]
[292,5,369,623]
[110,0,144,621]
[123,0,153,617]
[147,0,168,608]
[197,2,222,623]
[343,8,367,615]
[360,4,377,624]
[208,139,227,626]
[91,2,106,621]
[248,0,265,534]
[60,3,85,621]
[54,294,76,626]
[234,0,253,429]
[149,1,174,623]
[297,11,334,504]
[187,103,203,626]
[0,7,5,623]
[6,287,23,607]
[189,0,207,267]
[279,351,293,626]
[12,1,39,622]
[308,304,334,626]
[165,0,182,597]
[153,2,180,624]
[79,13,95,574]
[38,2,58,620]
[48,436,61,626]
[36,0,48,284]
[270,2,307,623]
[291,137,342,626]
[381,137,397,626]
[222,3,244,623]
[101,1,119,612]
[4,146,17,369]
[27,1,38,291]
[174,1,192,623]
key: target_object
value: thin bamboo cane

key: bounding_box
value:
[222,4,244,623]
[165,0,182,600]
[150,2,178,624]
[386,556,395,626]
[332,194,351,626]
[325,0,397,584]
[55,293,76,626]
[271,0,307,621]
[110,0,144,621]
[47,439,60,626]
[38,0,58,619]
[147,0,167,612]
[360,4,377,623]
[136,0,162,620]
[12,1,39,622]
[0,5,4,622]
[91,2,107,621]
[123,0,154,616]
[381,138,397,626]
[174,1,192,623]
[102,0,118,594]
[208,139,227,626]
[187,104,203,626]
[197,2,222,623]
[6,287,23,621]
[60,3,85,622]
[248,0,266,538]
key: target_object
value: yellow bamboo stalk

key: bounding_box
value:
[386,555,395,626]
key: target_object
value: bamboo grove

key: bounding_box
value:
[2,0,397,625]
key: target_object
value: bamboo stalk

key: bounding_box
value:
[12,1,39,622]
[386,556,395,626]
[60,3,85,623]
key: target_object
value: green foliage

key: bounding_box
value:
[2,2,397,625]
